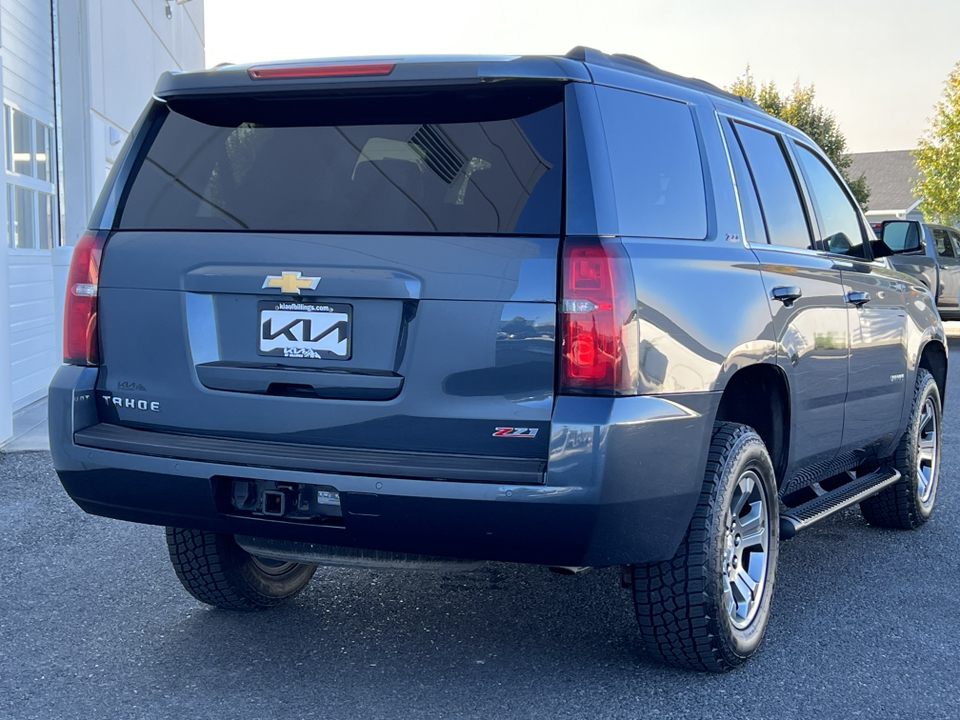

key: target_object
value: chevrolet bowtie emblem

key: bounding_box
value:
[262,271,321,295]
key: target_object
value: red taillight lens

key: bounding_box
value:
[64,232,107,366]
[248,63,396,80]
[560,240,633,394]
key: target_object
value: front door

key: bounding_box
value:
[838,261,907,454]
[790,142,907,456]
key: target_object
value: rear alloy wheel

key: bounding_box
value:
[721,469,772,630]
[165,527,316,610]
[630,422,779,672]
[861,369,941,529]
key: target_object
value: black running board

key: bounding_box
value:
[779,468,902,539]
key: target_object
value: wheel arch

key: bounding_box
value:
[918,339,947,406]
[714,362,790,486]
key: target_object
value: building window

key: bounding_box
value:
[5,105,56,249]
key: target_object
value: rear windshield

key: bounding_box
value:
[115,86,564,235]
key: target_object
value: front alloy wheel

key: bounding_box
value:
[914,396,939,509]
[861,369,942,529]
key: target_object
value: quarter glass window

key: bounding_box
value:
[596,86,707,239]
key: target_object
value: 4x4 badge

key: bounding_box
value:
[263,271,321,295]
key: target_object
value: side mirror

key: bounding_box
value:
[880,220,923,253]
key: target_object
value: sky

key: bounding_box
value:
[204,0,959,154]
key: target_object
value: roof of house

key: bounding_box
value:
[847,150,922,212]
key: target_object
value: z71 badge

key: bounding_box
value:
[493,427,538,438]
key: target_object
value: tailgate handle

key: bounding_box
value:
[196,362,403,401]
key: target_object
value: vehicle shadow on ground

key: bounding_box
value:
[156,561,643,671]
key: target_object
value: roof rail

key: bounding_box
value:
[565,46,759,109]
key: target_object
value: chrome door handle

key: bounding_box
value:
[771,286,802,307]
[846,291,870,307]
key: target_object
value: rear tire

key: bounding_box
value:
[165,527,316,610]
[860,369,941,529]
[630,422,779,672]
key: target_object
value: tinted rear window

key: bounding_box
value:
[116,86,564,235]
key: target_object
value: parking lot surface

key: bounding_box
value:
[3,351,960,719]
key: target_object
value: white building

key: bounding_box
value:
[0,0,205,444]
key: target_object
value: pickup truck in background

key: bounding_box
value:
[873,220,960,320]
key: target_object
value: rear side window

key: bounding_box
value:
[733,122,811,251]
[116,86,564,235]
[595,86,707,239]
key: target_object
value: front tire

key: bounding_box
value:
[630,422,779,672]
[165,527,317,610]
[860,369,942,529]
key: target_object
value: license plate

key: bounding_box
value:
[258,301,352,360]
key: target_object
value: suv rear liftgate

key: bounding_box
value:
[59,71,602,551]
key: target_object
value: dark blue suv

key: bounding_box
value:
[49,48,947,671]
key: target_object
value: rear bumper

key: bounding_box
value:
[50,365,718,567]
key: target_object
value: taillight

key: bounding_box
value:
[559,239,634,395]
[248,63,396,80]
[64,231,108,366]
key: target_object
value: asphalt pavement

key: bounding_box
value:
[3,352,960,720]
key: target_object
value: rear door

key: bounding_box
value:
[93,84,565,466]
[722,117,849,477]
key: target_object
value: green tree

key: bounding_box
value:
[914,61,960,225]
[729,68,870,209]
